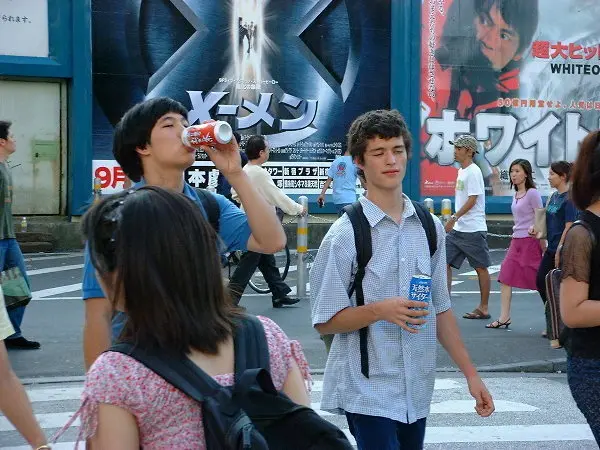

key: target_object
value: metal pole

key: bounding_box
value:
[441,198,452,224]
[296,196,309,299]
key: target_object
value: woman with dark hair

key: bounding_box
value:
[55,186,311,448]
[533,161,577,345]
[560,130,600,444]
[487,159,543,328]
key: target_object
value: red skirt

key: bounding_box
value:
[497,237,543,290]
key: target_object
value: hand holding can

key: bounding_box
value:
[408,274,432,329]
[181,121,233,149]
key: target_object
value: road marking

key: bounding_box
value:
[460,265,501,276]
[423,424,594,443]
[28,264,84,276]
[430,400,538,414]
[26,386,83,403]
[3,444,76,450]
[31,297,81,301]
[31,284,82,299]
[0,412,78,432]
[26,253,83,262]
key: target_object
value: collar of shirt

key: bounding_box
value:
[358,194,416,228]
[133,179,196,200]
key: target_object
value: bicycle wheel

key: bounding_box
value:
[248,245,291,294]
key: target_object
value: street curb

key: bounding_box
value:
[437,358,568,374]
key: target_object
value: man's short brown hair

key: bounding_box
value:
[347,110,412,164]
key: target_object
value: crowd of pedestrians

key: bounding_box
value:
[1,97,599,449]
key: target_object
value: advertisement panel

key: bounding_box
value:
[0,0,48,58]
[420,0,600,198]
[91,0,391,195]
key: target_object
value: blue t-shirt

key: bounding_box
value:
[546,191,579,252]
[82,182,252,339]
[327,155,358,205]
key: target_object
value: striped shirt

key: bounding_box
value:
[310,195,451,423]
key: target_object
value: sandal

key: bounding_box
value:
[486,319,511,329]
[463,308,491,320]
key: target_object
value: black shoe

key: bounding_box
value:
[272,296,300,308]
[5,337,41,350]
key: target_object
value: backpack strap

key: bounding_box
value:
[195,188,221,234]
[411,201,438,258]
[109,343,220,402]
[233,315,270,383]
[343,201,372,378]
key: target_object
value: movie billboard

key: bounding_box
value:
[92,0,391,194]
[421,0,600,198]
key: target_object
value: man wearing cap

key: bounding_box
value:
[446,135,492,320]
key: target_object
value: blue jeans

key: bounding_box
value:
[345,412,427,450]
[0,239,30,339]
[568,356,600,444]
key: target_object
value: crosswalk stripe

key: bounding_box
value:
[0,412,78,432]
[424,424,594,443]
[30,284,82,299]
[26,386,83,403]
[460,265,501,276]
[3,443,77,450]
[28,264,84,276]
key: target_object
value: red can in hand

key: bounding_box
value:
[182,121,233,148]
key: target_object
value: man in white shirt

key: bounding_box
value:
[445,135,492,320]
[230,135,306,307]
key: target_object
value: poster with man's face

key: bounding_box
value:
[91,0,391,194]
[421,0,600,197]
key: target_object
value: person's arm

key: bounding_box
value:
[254,168,304,216]
[92,403,140,450]
[431,216,494,417]
[84,298,112,370]
[436,311,494,417]
[310,223,427,336]
[560,225,600,328]
[317,177,333,205]
[282,360,310,407]
[315,299,428,335]
[0,342,48,448]
[199,137,285,254]
[445,195,477,232]
[82,248,112,370]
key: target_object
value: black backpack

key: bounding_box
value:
[343,200,438,378]
[109,315,353,450]
[195,188,221,234]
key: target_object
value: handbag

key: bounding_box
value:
[2,266,32,310]
[534,193,553,239]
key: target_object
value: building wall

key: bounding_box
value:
[0,0,92,216]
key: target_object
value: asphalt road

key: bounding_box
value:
[6,249,565,380]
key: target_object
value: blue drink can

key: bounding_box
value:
[408,274,432,329]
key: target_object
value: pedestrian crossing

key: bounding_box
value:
[0,375,595,449]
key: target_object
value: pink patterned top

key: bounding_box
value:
[53,316,311,449]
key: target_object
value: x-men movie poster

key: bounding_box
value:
[91,0,391,194]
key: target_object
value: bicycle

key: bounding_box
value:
[224,246,315,294]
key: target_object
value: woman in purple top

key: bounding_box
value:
[487,159,543,329]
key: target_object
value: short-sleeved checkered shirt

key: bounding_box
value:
[310,195,451,424]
